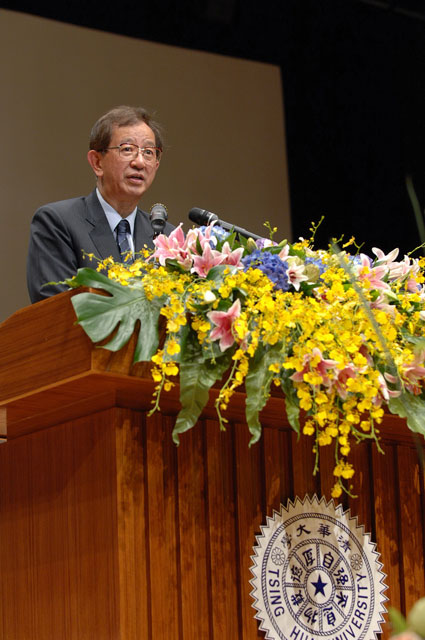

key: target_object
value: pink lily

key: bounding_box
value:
[388,256,413,281]
[290,348,338,387]
[372,248,420,284]
[370,294,396,316]
[151,224,193,270]
[377,372,401,401]
[401,353,425,395]
[332,364,357,399]
[191,243,224,278]
[186,225,216,254]
[381,371,402,399]
[220,242,244,267]
[407,278,420,292]
[371,247,400,264]
[207,298,241,351]
[355,253,390,291]
[278,245,290,260]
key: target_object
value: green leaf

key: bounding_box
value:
[388,607,407,635]
[288,247,306,259]
[70,268,162,362]
[161,259,189,274]
[245,349,282,446]
[280,379,301,435]
[402,331,425,354]
[298,281,320,296]
[206,264,237,283]
[221,231,239,250]
[172,355,231,444]
[388,393,425,437]
[179,325,205,361]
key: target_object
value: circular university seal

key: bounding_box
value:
[250,495,387,640]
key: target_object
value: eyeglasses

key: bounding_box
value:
[103,143,161,163]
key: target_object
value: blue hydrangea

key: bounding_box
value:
[242,250,290,291]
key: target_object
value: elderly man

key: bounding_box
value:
[27,105,174,303]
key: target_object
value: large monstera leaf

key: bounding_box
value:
[172,354,232,444]
[389,393,425,437]
[69,268,163,362]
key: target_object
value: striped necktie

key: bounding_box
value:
[116,219,133,263]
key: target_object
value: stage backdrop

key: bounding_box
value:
[0,9,290,322]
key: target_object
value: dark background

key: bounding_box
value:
[3,0,425,255]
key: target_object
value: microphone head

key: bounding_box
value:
[188,207,218,226]
[150,203,168,221]
[150,203,168,234]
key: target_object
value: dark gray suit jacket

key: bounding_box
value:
[27,189,174,303]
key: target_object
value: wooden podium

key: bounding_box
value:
[0,292,424,639]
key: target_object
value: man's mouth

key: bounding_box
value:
[128,174,144,182]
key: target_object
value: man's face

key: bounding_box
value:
[88,121,160,214]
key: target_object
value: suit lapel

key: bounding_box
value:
[84,190,122,261]
[134,209,155,252]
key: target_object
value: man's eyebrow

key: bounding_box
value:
[118,137,156,146]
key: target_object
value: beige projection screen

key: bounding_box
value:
[0,9,290,322]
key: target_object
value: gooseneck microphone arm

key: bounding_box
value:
[188,207,262,241]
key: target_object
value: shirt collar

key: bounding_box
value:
[96,188,137,235]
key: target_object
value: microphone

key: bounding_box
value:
[188,208,219,226]
[188,207,262,241]
[150,203,168,237]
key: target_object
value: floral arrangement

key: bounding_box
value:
[67,221,425,498]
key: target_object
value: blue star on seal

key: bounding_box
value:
[311,574,327,596]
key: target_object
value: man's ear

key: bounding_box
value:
[87,150,103,177]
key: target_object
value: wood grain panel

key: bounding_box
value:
[234,422,264,639]
[262,425,292,514]
[177,423,211,639]
[372,442,401,626]
[291,429,320,498]
[0,291,93,401]
[348,441,374,537]
[114,409,149,639]
[397,444,425,612]
[205,420,240,638]
[0,398,424,638]
[318,440,337,501]
[0,409,121,640]
[145,412,181,639]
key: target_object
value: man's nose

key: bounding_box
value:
[131,150,146,166]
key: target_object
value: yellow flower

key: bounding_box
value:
[317,432,332,446]
[331,483,343,498]
[151,369,162,382]
[164,363,179,377]
[268,362,281,373]
[333,462,355,479]
[303,422,315,436]
[151,351,164,365]
[166,339,181,356]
